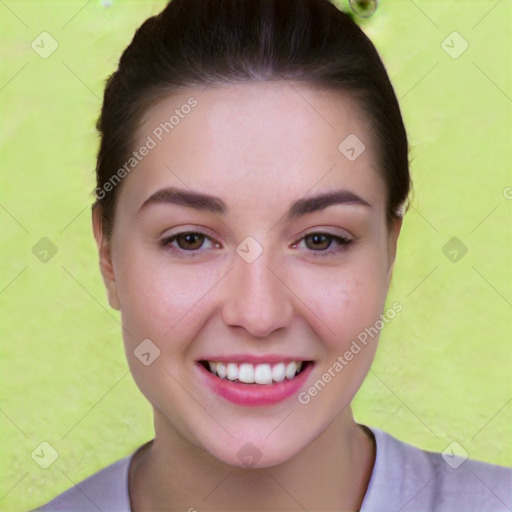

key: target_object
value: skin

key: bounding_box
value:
[92,81,402,511]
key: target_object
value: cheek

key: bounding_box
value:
[114,248,223,343]
[113,252,222,406]
[289,258,389,352]
[290,265,387,410]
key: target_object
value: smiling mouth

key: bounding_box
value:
[198,360,313,385]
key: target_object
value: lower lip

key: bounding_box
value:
[195,362,314,406]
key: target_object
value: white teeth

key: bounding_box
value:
[226,363,238,380]
[204,360,305,384]
[238,363,255,383]
[285,362,298,380]
[271,362,286,382]
[254,364,273,384]
[216,362,227,379]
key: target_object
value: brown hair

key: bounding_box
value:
[94,0,411,239]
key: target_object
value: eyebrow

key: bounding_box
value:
[138,186,372,220]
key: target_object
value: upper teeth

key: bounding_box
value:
[207,361,303,384]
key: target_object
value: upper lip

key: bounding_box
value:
[198,354,313,364]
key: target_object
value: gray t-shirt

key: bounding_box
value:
[31,426,512,511]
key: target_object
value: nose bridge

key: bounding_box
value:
[221,241,294,338]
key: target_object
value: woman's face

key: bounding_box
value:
[94,82,401,468]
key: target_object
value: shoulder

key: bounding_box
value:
[29,454,132,512]
[361,426,512,512]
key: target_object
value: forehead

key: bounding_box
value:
[121,81,385,214]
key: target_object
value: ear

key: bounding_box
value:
[386,215,403,285]
[92,205,121,311]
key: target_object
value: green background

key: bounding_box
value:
[1,0,511,510]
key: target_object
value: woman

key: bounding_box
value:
[32,0,511,510]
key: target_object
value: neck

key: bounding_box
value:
[129,408,375,511]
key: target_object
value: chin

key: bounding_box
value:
[196,427,316,470]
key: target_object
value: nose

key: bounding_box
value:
[221,248,294,339]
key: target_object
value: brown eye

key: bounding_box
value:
[304,233,334,251]
[293,231,353,258]
[160,231,218,257]
[174,232,206,250]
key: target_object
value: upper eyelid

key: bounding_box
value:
[299,228,352,239]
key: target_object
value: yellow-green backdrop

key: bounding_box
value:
[1,1,511,510]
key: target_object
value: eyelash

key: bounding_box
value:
[159,230,353,258]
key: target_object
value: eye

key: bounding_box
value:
[160,231,219,257]
[292,231,353,257]
[160,230,353,259]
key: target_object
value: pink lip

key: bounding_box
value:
[195,361,314,407]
